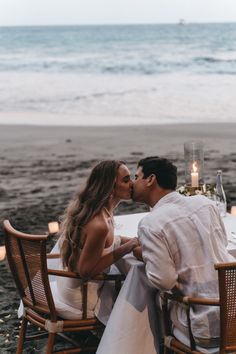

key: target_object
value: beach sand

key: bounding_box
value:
[0,122,236,352]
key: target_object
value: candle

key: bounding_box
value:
[231,206,236,216]
[191,161,199,188]
[48,222,59,234]
[0,246,6,261]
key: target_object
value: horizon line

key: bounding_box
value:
[0,20,236,28]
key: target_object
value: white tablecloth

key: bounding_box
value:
[96,254,161,354]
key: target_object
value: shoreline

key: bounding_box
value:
[1,121,236,127]
[1,122,236,155]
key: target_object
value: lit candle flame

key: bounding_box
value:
[192,161,198,173]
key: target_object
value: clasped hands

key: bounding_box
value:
[130,237,143,262]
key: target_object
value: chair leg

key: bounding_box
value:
[16,317,28,354]
[46,333,56,354]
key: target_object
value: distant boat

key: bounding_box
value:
[178,19,186,25]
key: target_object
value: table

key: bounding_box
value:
[47,212,236,268]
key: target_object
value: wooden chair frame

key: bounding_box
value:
[161,262,236,354]
[3,220,125,354]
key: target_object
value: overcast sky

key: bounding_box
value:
[0,0,236,26]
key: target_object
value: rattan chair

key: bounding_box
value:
[161,262,236,354]
[3,220,125,354]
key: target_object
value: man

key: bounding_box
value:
[132,156,234,349]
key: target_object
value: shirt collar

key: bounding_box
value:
[152,191,180,210]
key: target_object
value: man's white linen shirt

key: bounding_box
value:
[138,191,234,341]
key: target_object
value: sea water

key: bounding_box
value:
[0,23,236,126]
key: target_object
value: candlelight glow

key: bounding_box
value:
[0,246,6,261]
[48,222,59,234]
[231,206,236,216]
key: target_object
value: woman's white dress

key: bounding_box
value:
[53,236,121,324]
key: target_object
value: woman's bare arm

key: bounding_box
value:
[120,236,134,244]
[88,238,139,277]
[78,220,139,278]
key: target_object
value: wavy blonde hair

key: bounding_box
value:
[60,160,124,271]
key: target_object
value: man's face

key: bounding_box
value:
[132,166,148,202]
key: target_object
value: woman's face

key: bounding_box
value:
[113,164,132,200]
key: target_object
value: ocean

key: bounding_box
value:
[0,23,236,126]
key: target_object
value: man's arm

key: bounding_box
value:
[138,225,178,291]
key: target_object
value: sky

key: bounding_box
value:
[0,0,236,26]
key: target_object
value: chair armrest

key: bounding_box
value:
[163,292,219,306]
[92,273,126,281]
[161,291,219,352]
[47,253,60,259]
[47,269,126,282]
[48,268,82,278]
[183,296,219,306]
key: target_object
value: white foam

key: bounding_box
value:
[0,72,236,126]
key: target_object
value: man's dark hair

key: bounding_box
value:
[138,156,177,190]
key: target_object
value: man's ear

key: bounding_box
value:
[147,174,156,187]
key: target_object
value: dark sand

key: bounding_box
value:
[0,123,236,352]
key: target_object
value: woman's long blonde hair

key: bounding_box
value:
[60,160,124,271]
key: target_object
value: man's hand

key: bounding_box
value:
[133,246,143,261]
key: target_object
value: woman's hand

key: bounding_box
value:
[125,237,139,253]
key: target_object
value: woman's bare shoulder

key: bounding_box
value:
[85,213,109,237]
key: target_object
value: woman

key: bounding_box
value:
[56,160,138,320]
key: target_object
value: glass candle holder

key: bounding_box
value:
[184,141,204,187]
